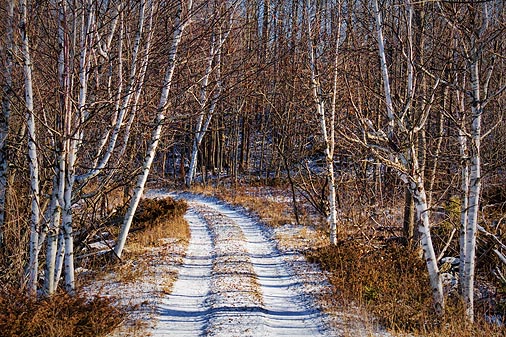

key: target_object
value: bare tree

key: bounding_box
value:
[115,0,194,258]
[305,0,342,245]
[19,0,41,296]
[186,0,236,187]
[342,0,445,313]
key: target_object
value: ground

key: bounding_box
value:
[90,190,390,336]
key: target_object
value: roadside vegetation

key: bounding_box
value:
[192,179,506,336]
[0,196,188,337]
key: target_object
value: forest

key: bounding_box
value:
[0,0,506,335]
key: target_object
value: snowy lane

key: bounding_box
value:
[204,202,327,336]
[152,209,213,337]
[151,192,331,336]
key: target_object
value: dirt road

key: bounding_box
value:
[150,193,332,337]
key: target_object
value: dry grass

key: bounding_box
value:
[129,215,190,251]
[191,184,294,226]
[195,182,506,337]
[0,287,124,337]
[81,197,189,283]
[306,239,506,337]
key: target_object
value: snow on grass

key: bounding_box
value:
[97,188,390,336]
[153,192,333,336]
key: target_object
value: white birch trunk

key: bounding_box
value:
[462,58,482,323]
[404,159,444,315]
[114,0,193,258]
[45,182,62,294]
[61,0,95,293]
[0,0,14,247]
[54,230,65,287]
[372,0,394,135]
[372,0,444,312]
[45,0,69,295]
[457,88,469,297]
[306,0,338,245]
[20,0,41,296]
[44,152,65,294]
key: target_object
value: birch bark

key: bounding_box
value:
[115,0,193,258]
[305,0,340,245]
[20,0,42,296]
[462,57,482,323]
[45,0,70,295]
[61,0,95,292]
[372,0,444,313]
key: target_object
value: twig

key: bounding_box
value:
[478,225,506,251]
[437,228,457,262]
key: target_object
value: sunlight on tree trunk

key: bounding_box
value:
[115,0,193,258]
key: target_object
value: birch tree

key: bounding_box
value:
[344,0,446,313]
[305,0,343,245]
[186,1,236,187]
[19,0,42,296]
[115,0,193,258]
[459,1,502,322]
[11,0,154,295]
[436,0,506,321]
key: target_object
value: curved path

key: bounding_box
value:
[151,193,331,337]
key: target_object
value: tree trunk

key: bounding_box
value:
[462,58,483,323]
[114,0,192,258]
[410,176,445,315]
[372,0,444,313]
[306,0,338,245]
[20,0,41,296]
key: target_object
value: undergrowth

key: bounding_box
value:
[201,181,506,336]
[83,196,189,282]
[306,240,506,337]
[132,197,187,228]
[0,287,124,337]
[0,196,189,337]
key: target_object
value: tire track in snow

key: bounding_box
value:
[152,193,330,336]
[152,208,213,336]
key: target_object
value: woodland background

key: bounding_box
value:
[0,0,505,332]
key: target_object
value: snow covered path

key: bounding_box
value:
[150,192,331,336]
[152,209,213,336]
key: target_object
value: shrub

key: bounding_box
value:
[306,239,506,336]
[0,287,124,337]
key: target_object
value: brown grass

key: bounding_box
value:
[0,287,124,337]
[191,184,294,226]
[129,215,190,250]
[196,182,506,337]
[84,197,189,284]
[306,240,506,337]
